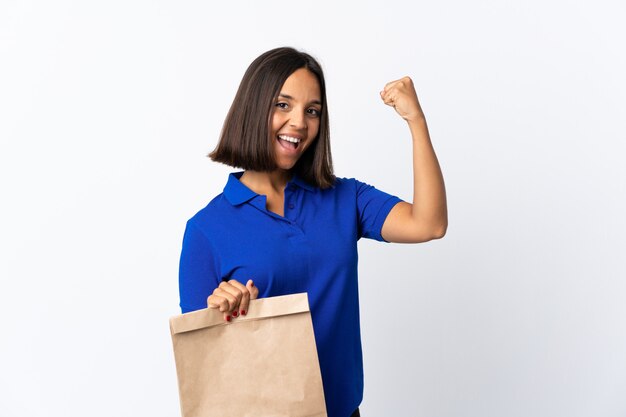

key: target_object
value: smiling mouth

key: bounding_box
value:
[277,134,301,150]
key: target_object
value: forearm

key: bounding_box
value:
[407,117,448,236]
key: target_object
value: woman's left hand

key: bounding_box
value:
[380,76,425,123]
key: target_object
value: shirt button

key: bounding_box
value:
[288,203,295,209]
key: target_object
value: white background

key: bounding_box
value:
[1,1,625,416]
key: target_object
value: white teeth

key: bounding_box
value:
[278,135,301,143]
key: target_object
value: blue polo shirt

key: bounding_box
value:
[179,171,403,417]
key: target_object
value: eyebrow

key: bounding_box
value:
[278,94,322,106]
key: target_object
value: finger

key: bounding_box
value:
[246,280,259,300]
[381,87,396,99]
[383,79,402,92]
[381,92,396,107]
[380,88,396,103]
[208,292,236,322]
[218,281,244,313]
[207,294,227,311]
[207,295,233,323]
[228,279,250,317]
[211,288,238,312]
[384,76,413,92]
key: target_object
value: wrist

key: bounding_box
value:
[406,115,426,126]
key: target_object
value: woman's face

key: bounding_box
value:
[270,68,322,171]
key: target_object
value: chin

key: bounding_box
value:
[273,148,302,171]
[275,160,298,171]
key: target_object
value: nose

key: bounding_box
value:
[288,109,307,130]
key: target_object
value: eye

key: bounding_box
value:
[275,102,288,109]
[308,108,321,117]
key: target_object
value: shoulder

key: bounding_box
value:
[186,192,230,233]
[314,176,360,200]
[318,177,386,207]
[328,176,375,195]
[328,176,361,191]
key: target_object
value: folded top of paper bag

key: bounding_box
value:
[169,292,310,335]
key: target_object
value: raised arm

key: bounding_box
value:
[379,77,448,243]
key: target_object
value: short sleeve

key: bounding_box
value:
[178,219,221,313]
[355,179,404,242]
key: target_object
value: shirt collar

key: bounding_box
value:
[289,172,315,192]
[223,172,257,206]
[223,171,315,206]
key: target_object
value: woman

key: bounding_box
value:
[178,46,447,417]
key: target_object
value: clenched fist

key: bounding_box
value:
[380,76,425,123]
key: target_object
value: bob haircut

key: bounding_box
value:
[208,47,335,189]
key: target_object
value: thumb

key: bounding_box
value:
[246,279,259,299]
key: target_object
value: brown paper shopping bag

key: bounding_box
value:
[169,292,327,417]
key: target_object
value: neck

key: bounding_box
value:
[240,169,292,194]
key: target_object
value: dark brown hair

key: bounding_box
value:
[208,47,335,189]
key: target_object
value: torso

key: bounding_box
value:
[182,171,403,417]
